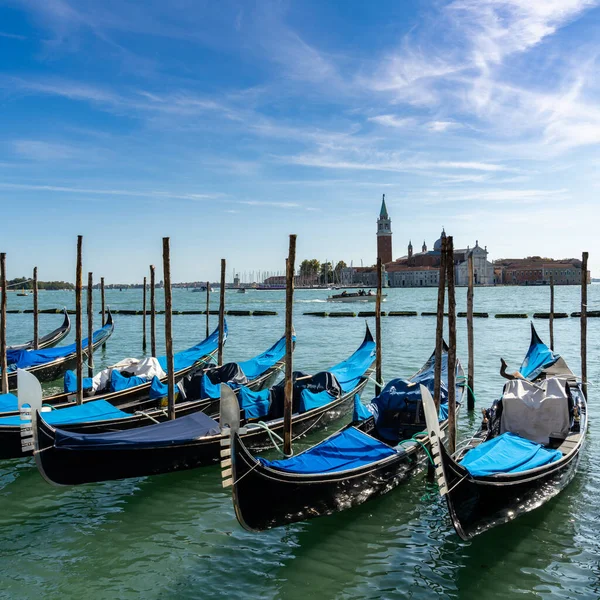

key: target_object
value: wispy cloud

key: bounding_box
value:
[368,115,417,128]
[0,182,223,200]
[13,140,78,161]
[0,31,26,40]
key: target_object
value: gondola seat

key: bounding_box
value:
[459,432,562,477]
[257,427,397,474]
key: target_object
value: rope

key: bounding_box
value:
[397,434,435,465]
[457,376,476,404]
[254,421,293,457]
[368,376,385,388]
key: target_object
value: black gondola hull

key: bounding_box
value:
[0,356,281,460]
[33,378,369,485]
[8,310,71,352]
[231,430,424,531]
[438,429,585,540]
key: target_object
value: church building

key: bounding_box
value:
[342,198,494,287]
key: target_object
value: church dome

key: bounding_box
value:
[433,228,446,251]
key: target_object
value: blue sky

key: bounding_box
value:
[1,0,599,282]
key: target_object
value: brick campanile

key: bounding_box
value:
[376,194,392,264]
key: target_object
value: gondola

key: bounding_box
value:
[8,309,71,352]
[0,322,229,418]
[422,325,587,540]
[4,309,114,390]
[0,329,287,458]
[226,343,464,531]
[27,325,375,485]
[326,291,387,303]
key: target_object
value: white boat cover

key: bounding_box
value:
[91,357,167,392]
[500,377,570,445]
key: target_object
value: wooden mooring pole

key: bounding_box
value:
[581,252,588,400]
[446,237,457,455]
[75,236,83,405]
[218,261,226,365]
[33,266,39,350]
[375,257,383,397]
[100,277,105,326]
[466,253,474,411]
[0,253,7,394]
[206,281,210,339]
[433,236,447,412]
[163,238,175,420]
[549,274,555,351]
[150,265,156,357]
[284,235,297,457]
[142,276,147,353]
[87,272,94,378]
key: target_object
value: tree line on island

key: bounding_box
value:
[7,277,74,291]
[298,259,347,284]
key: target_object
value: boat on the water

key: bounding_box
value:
[8,309,71,352]
[27,326,374,485]
[423,324,587,540]
[193,285,214,293]
[227,342,464,531]
[4,310,114,391]
[0,327,294,459]
[237,288,246,294]
[0,322,226,419]
[327,291,386,303]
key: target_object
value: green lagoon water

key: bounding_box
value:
[1,285,599,599]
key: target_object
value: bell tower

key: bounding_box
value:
[376,194,392,264]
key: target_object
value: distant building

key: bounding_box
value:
[495,258,590,285]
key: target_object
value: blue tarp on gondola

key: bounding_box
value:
[0,400,129,427]
[53,410,220,450]
[239,387,271,419]
[328,335,376,393]
[460,432,562,477]
[64,371,93,393]
[362,346,456,443]
[258,426,397,474]
[157,323,226,373]
[0,393,18,413]
[5,323,113,370]
[299,389,335,412]
[519,326,560,380]
[237,334,291,380]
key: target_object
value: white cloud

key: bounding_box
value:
[13,140,78,161]
[368,115,417,128]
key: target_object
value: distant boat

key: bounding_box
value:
[17,289,29,297]
[193,285,214,293]
[237,288,246,294]
[327,292,386,303]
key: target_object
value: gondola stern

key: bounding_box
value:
[364,322,374,344]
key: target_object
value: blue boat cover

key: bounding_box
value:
[0,393,18,413]
[237,335,290,380]
[353,394,371,421]
[111,370,148,392]
[0,400,130,427]
[53,410,220,450]
[299,389,335,413]
[5,323,113,370]
[362,347,458,443]
[64,370,93,393]
[157,323,225,374]
[519,327,560,380]
[328,336,376,393]
[460,432,562,477]
[258,426,397,474]
[200,373,222,399]
[239,386,271,419]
